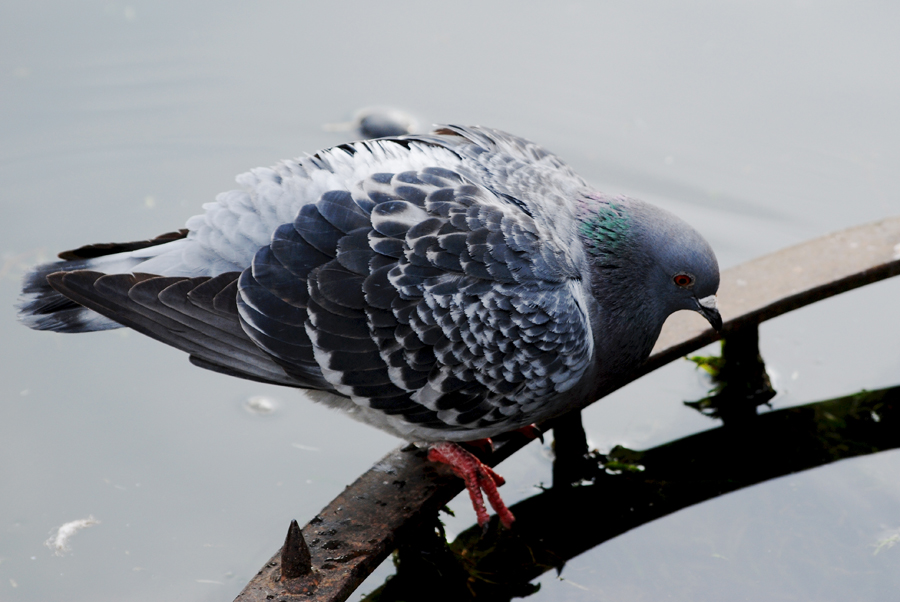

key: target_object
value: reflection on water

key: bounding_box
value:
[2,2,900,601]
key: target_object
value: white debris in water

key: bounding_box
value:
[291,443,320,452]
[243,396,277,415]
[45,516,100,556]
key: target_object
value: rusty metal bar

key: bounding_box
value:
[234,216,900,602]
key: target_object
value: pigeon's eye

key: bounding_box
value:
[673,273,694,288]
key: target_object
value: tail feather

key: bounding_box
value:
[17,230,190,333]
[19,256,140,332]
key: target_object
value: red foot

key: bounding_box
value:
[428,441,515,529]
[513,424,543,442]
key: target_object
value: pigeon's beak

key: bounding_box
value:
[696,295,723,332]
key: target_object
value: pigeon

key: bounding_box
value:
[18,125,722,528]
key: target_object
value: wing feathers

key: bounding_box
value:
[46,270,300,387]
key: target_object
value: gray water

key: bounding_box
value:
[2,2,899,600]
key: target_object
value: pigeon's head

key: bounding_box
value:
[578,196,722,332]
[636,202,722,331]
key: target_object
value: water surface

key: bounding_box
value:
[2,2,899,600]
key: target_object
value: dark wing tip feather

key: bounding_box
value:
[57,229,188,260]
[189,355,304,388]
[40,269,307,388]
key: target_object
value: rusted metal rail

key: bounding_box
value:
[234,216,900,602]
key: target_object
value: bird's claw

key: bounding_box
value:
[428,441,515,529]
